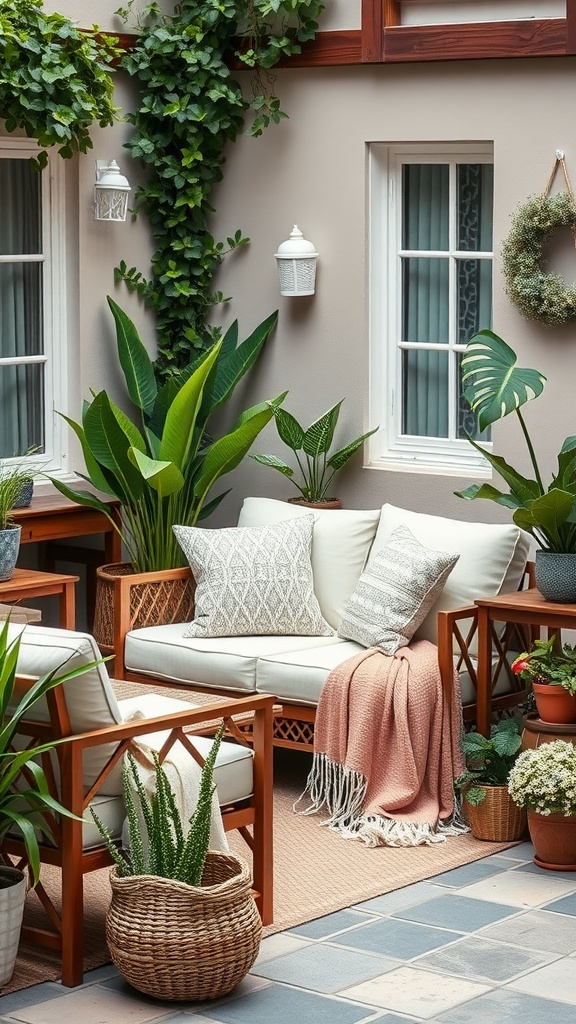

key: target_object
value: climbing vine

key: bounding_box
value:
[0,0,119,169]
[115,0,324,378]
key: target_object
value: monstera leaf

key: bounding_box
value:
[461,330,546,432]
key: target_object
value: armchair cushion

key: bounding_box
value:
[174,516,333,638]
[337,524,459,653]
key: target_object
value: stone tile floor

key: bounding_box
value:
[2,842,576,1024]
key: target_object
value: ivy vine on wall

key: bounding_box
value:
[0,0,119,169]
[116,0,324,378]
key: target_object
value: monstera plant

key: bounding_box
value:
[456,329,576,600]
[50,298,282,573]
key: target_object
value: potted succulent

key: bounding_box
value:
[250,400,378,508]
[0,619,101,986]
[511,635,576,724]
[508,739,576,868]
[92,726,261,1002]
[49,297,282,647]
[456,329,576,602]
[454,718,526,842]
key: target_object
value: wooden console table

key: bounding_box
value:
[475,587,576,737]
[0,569,79,629]
[12,491,121,627]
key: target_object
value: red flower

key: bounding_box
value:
[512,658,530,675]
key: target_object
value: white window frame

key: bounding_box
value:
[368,141,493,477]
[0,137,68,478]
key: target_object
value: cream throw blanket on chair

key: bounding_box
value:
[296,640,466,847]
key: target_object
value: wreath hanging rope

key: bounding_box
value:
[501,153,576,326]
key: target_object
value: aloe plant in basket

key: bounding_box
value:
[92,725,262,1001]
[456,330,576,601]
[251,400,378,507]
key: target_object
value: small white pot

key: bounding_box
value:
[0,866,26,987]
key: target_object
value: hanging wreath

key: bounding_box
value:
[501,164,576,327]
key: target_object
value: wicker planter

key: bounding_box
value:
[0,866,26,987]
[463,785,527,842]
[93,562,195,653]
[287,497,342,510]
[106,852,262,1001]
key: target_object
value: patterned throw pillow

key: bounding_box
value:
[337,524,459,654]
[173,516,334,638]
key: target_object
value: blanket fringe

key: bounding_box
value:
[294,752,469,848]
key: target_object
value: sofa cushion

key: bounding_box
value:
[256,639,364,705]
[338,524,459,653]
[371,504,531,651]
[174,516,333,638]
[238,497,381,629]
[124,623,343,693]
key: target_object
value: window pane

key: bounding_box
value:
[0,364,44,457]
[457,258,492,344]
[403,164,449,250]
[0,160,42,255]
[402,257,449,343]
[457,352,490,443]
[402,349,448,437]
[457,164,493,252]
[0,264,43,357]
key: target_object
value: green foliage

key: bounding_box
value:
[454,718,523,806]
[501,191,576,326]
[92,724,224,886]
[116,0,324,377]
[0,0,119,168]
[511,634,576,695]
[0,461,37,531]
[455,330,576,553]
[49,298,282,572]
[251,401,378,503]
[0,619,105,884]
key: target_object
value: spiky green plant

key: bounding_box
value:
[93,724,224,886]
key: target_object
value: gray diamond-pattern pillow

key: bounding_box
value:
[337,523,459,654]
[173,516,333,638]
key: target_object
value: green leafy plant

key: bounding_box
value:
[508,739,576,816]
[0,619,103,884]
[251,402,378,504]
[512,635,576,695]
[0,460,41,531]
[49,297,282,572]
[454,718,523,806]
[92,724,224,885]
[116,0,324,375]
[0,0,119,168]
[455,329,576,553]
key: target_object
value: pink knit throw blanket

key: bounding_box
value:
[296,640,466,847]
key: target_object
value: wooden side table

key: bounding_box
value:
[0,569,79,630]
[475,587,576,736]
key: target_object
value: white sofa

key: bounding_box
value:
[117,498,532,749]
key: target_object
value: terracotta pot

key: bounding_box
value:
[287,497,342,510]
[463,785,527,842]
[522,714,576,751]
[527,810,576,870]
[532,681,576,724]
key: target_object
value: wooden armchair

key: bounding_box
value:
[1,625,274,988]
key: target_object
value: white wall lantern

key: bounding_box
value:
[94,159,131,222]
[275,225,318,296]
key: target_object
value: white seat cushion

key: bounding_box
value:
[124,623,343,692]
[371,504,531,652]
[256,639,364,705]
[238,497,381,629]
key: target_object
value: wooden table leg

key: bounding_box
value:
[476,605,492,737]
[60,580,76,629]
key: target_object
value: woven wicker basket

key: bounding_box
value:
[463,785,527,842]
[106,852,262,1001]
[93,562,195,652]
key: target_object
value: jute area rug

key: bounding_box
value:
[4,683,518,996]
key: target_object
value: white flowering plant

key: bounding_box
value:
[507,740,576,816]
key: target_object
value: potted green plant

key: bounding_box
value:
[92,727,261,1002]
[0,619,101,986]
[456,329,576,602]
[511,634,576,724]
[0,461,40,582]
[454,718,526,841]
[49,297,282,647]
[508,739,576,868]
[250,401,378,508]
